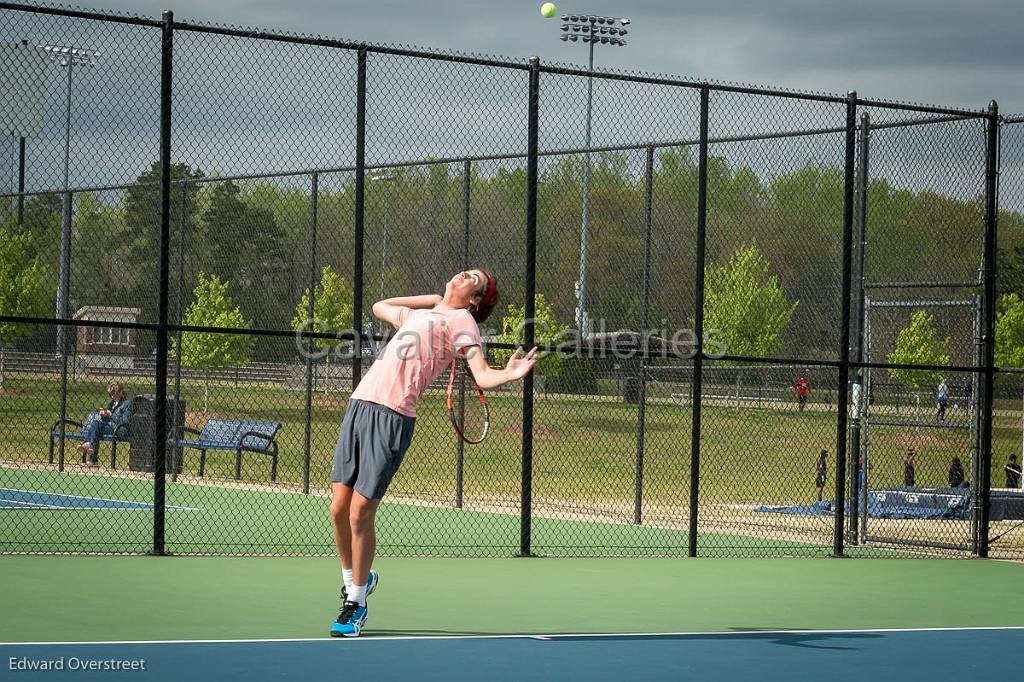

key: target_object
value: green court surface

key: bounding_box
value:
[1,466,827,556]
[1,556,1023,642]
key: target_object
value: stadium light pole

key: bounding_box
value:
[370,168,397,338]
[39,44,100,356]
[555,12,630,335]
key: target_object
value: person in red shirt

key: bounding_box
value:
[794,372,810,412]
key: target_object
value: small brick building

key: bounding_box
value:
[73,306,140,370]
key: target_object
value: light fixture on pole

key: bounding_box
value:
[555,13,629,336]
[370,168,397,338]
[39,44,100,357]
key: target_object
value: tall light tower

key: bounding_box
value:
[39,44,100,356]
[555,12,629,335]
[370,168,397,338]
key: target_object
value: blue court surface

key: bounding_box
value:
[2,627,1020,681]
[0,488,194,510]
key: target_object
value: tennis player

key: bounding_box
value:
[329,269,538,637]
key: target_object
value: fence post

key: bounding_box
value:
[17,139,26,224]
[978,100,999,557]
[848,112,870,543]
[171,183,187,484]
[352,48,367,391]
[57,347,69,472]
[456,160,471,509]
[152,9,175,557]
[519,56,540,557]
[832,91,858,557]
[303,172,318,495]
[634,145,654,525]
[56,184,73,473]
[688,85,710,557]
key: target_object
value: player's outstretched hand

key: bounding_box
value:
[505,346,539,381]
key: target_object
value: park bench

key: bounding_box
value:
[49,417,131,469]
[172,419,282,481]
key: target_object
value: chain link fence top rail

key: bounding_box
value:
[1,2,1019,559]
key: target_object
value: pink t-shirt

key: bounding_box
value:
[350,305,482,418]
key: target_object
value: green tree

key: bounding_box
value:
[200,180,291,341]
[175,273,253,412]
[887,310,950,389]
[292,266,354,393]
[201,180,250,284]
[703,243,798,360]
[124,162,204,322]
[996,293,1024,368]
[0,228,52,392]
[70,193,129,309]
[493,293,570,381]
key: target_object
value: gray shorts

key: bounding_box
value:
[331,399,416,500]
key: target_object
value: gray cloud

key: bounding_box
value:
[3,0,1021,197]
[58,0,1022,112]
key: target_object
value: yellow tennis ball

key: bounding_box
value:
[541,3,557,18]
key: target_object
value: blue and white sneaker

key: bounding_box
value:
[331,570,377,638]
[330,601,368,638]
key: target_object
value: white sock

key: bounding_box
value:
[342,569,353,592]
[349,584,367,606]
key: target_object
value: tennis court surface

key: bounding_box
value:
[0,488,195,510]
[2,556,1022,681]
[4,628,1022,681]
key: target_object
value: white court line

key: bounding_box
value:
[0,498,67,509]
[0,488,198,511]
[2,625,1023,647]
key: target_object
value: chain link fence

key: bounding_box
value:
[1,2,1021,559]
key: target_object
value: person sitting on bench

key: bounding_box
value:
[77,382,131,467]
[1006,454,1022,489]
[948,456,967,489]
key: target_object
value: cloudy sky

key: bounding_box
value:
[95,0,1022,114]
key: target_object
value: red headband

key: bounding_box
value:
[480,274,497,308]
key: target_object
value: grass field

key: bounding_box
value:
[1,372,1022,557]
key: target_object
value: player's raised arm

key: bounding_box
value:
[463,344,539,390]
[371,294,441,330]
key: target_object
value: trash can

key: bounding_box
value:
[623,376,641,404]
[129,394,186,474]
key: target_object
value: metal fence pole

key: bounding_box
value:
[303,172,318,495]
[171,183,187,484]
[861,301,871,539]
[688,85,710,557]
[57,349,69,471]
[352,48,367,391]
[17,137,26,224]
[634,145,654,525]
[978,100,999,557]
[971,293,982,552]
[832,91,858,557]
[520,56,540,557]
[455,159,471,509]
[16,38,27,224]
[847,112,870,543]
[152,9,174,556]
[56,185,72,473]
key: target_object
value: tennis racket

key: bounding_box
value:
[447,357,490,444]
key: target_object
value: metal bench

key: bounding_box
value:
[172,419,282,481]
[49,418,131,469]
